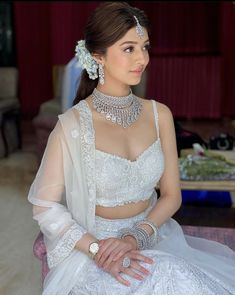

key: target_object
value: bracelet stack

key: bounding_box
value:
[136,219,160,246]
[118,219,160,250]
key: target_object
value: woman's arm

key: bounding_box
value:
[94,103,181,266]
[144,102,182,231]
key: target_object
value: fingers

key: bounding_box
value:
[97,247,119,267]
[130,260,150,276]
[112,248,129,262]
[122,266,144,281]
[108,263,143,287]
[105,254,154,287]
[96,238,132,268]
[128,251,154,265]
[103,251,119,269]
[102,243,131,269]
[104,260,131,287]
[106,244,131,264]
[115,273,130,287]
[95,238,116,265]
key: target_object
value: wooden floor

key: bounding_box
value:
[21,117,235,228]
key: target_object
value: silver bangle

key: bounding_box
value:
[136,220,158,235]
[136,220,159,241]
[135,219,160,246]
[118,228,141,249]
[118,227,151,250]
[135,227,150,250]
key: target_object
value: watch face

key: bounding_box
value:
[90,242,99,254]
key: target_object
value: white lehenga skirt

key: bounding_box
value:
[44,196,235,295]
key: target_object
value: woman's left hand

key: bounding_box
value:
[101,250,154,286]
[95,237,135,268]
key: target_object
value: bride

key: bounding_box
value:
[28,2,235,294]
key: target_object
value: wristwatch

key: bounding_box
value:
[88,241,99,259]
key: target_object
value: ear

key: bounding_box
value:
[92,53,105,65]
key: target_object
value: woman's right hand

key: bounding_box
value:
[99,250,154,287]
[95,236,137,269]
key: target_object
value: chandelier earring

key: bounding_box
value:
[98,64,105,85]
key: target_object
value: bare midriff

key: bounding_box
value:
[95,199,150,219]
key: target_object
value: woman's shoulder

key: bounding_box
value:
[139,97,173,119]
[55,106,81,135]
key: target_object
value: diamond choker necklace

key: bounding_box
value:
[91,88,142,128]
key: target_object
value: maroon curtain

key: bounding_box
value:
[134,2,235,118]
[13,1,100,117]
[49,1,100,65]
[13,2,235,118]
[14,1,53,117]
[220,2,235,117]
[146,55,222,119]
[132,1,220,54]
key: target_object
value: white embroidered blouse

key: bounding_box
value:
[94,100,164,207]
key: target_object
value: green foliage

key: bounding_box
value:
[179,154,235,181]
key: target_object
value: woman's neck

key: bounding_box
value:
[96,84,130,98]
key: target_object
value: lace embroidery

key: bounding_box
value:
[70,254,230,295]
[74,100,164,208]
[74,101,96,232]
[47,223,87,268]
[95,139,164,207]
[67,195,234,295]
[95,138,159,163]
[69,207,234,294]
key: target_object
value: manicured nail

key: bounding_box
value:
[144,269,150,274]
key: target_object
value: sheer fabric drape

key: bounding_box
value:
[28,103,97,269]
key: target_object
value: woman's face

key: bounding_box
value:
[101,27,150,88]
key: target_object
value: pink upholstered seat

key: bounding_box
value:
[33,232,49,281]
[182,225,235,248]
[33,226,235,282]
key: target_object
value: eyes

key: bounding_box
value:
[124,44,151,53]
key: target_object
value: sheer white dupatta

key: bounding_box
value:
[28,100,96,269]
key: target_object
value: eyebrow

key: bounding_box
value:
[119,40,150,46]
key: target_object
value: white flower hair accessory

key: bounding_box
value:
[75,40,98,80]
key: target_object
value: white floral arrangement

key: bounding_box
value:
[75,40,98,80]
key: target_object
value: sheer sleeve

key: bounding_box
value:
[28,121,87,269]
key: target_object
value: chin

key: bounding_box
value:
[129,77,142,85]
[129,80,142,86]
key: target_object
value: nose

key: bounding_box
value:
[135,48,148,65]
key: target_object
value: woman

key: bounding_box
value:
[28,2,235,294]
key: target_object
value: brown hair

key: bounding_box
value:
[73,2,150,105]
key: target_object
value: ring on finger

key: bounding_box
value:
[122,256,131,268]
